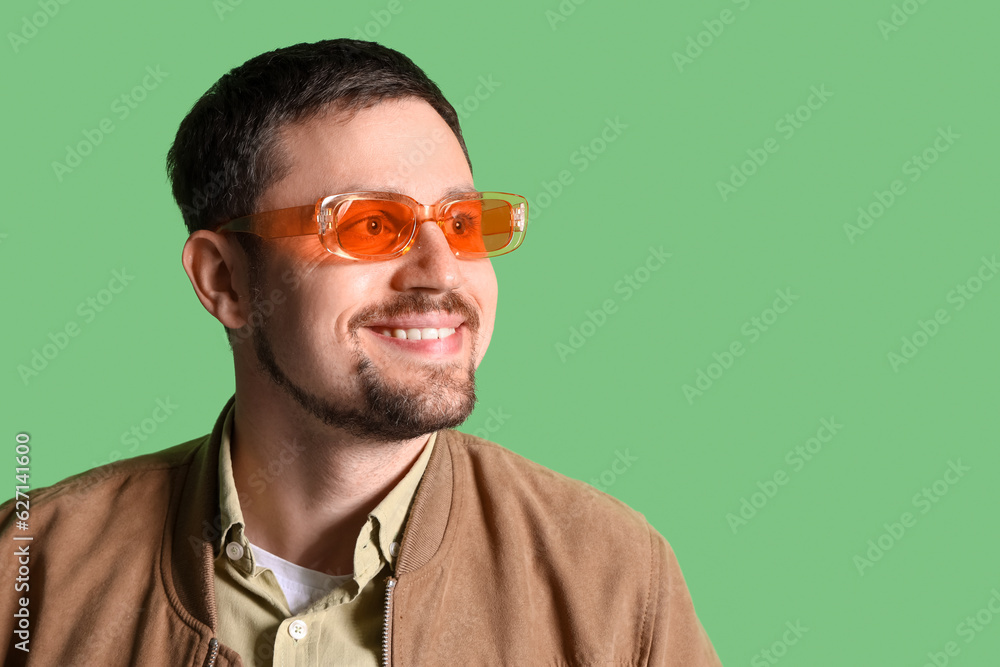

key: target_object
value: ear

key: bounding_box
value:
[181,231,251,329]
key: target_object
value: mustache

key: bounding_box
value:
[349,291,480,333]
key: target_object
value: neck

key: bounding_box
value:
[229,387,430,577]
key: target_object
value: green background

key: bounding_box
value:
[2,0,998,664]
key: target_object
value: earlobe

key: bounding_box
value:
[181,231,250,329]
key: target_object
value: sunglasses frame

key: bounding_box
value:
[213,191,528,261]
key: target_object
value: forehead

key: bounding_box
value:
[263,97,474,209]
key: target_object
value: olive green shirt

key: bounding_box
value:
[212,405,436,666]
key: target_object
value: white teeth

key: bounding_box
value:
[377,327,457,340]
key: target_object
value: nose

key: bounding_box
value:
[391,217,463,293]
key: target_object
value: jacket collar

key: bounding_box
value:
[164,394,457,631]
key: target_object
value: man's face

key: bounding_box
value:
[239,97,497,442]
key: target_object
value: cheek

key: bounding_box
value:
[473,265,499,362]
[263,260,360,351]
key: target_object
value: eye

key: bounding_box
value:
[359,216,384,236]
[339,213,392,238]
[445,211,482,236]
[333,198,413,255]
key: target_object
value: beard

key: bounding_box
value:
[244,255,481,442]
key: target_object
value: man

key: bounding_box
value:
[0,40,721,665]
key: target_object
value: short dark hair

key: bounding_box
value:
[166,38,471,234]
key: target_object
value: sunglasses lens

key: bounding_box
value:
[444,199,514,255]
[335,199,414,255]
[327,195,524,258]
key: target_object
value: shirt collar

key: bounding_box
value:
[368,429,436,570]
[216,404,244,558]
[215,402,436,575]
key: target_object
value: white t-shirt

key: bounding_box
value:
[249,540,353,615]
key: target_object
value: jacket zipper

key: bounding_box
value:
[382,576,397,667]
[203,637,219,667]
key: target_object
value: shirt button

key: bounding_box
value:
[225,542,244,561]
[389,541,400,557]
[288,619,308,640]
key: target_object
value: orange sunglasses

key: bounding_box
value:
[214,191,528,261]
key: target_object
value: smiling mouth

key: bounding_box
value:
[372,327,457,341]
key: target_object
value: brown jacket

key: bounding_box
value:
[1,398,721,666]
